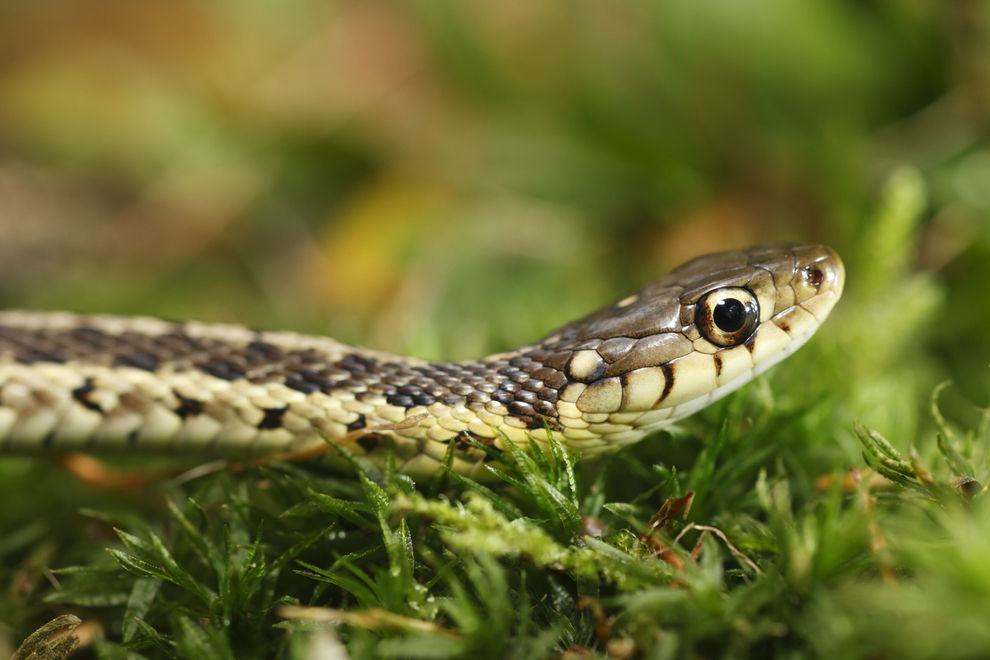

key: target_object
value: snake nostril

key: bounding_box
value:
[803,266,824,287]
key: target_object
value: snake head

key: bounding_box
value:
[527,244,844,449]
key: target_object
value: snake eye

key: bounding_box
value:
[695,287,759,347]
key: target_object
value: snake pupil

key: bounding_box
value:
[713,299,746,332]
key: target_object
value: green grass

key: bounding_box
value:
[4,171,990,659]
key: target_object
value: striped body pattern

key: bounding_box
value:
[0,245,843,477]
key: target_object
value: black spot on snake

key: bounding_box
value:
[201,359,247,381]
[246,340,283,358]
[385,393,415,408]
[744,332,758,354]
[713,353,723,377]
[347,414,366,431]
[174,391,204,418]
[72,378,102,412]
[412,393,436,406]
[113,352,159,372]
[284,374,320,394]
[357,433,384,453]
[461,432,502,460]
[528,416,564,431]
[305,373,338,391]
[336,353,380,374]
[17,350,64,365]
[70,326,109,344]
[257,406,289,430]
[454,430,477,451]
[657,363,675,403]
[285,369,337,392]
[158,331,200,351]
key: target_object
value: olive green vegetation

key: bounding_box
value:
[1,1,990,659]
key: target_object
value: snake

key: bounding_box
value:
[0,244,843,478]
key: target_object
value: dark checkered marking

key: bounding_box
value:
[71,378,102,413]
[357,433,386,453]
[174,391,204,418]
[258,406,289,430]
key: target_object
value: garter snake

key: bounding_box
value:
[0,244,843,478]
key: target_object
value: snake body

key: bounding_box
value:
[0,244,843,477]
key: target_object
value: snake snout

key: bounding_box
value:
[789,244,844,324]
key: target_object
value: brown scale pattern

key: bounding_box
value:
[0,323,573,430]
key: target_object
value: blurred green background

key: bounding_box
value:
[2,1,990,656]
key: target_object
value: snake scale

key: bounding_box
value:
[0,244,843,478]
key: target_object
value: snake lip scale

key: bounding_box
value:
[0,244,843,478]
